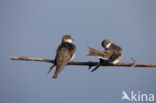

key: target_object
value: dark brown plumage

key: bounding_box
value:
[104,43,122,63]
[88,40,122,63]
[48,35,76,79]
[87,39,122,72]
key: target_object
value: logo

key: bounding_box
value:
[121,90,154,102]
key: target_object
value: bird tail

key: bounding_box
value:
[87,47,108,59]
[52,75,57,79]
[52,64,66,79]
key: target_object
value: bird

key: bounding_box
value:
[48,35,76,79]
[87,39,122,72]
[101,39,122,64]
[121,91,131,101]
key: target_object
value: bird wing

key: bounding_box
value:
[107,43,122,62]
[87,47,113,59]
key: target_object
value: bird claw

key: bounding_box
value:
[88,61,93,69]
[88,65,93,69]
[91,61,102,72]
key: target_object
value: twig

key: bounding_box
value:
[131,57,137,67]
[9,56,156,67]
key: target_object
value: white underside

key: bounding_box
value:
[106,43,111,48]
[89,56,108,60]
[70,54,75,61]
[98,57,108,60]
[112,59,120,64]
[112,57,121,64]
[89,55,121,64]
[64,39,72,43]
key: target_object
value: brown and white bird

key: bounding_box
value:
[48,35,76,79]
[101,40,122,64]
[87,39,122,72]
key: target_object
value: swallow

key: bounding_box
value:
[87,39,122,72]
[48,35,76,78]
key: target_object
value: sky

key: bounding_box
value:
[0,0,156,103]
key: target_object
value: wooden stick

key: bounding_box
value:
[9,56,156,67]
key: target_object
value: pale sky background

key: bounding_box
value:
[0,0,156,103]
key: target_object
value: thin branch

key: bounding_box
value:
[131,57,137,67]
[9,56,156,67]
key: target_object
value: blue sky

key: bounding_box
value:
[1,0,156,103]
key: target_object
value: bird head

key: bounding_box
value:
[62,35,74,43]
[101,39,111,48]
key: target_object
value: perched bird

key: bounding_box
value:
[48,35,76,79]
[101,39,122,64]
[87,39,122,72]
